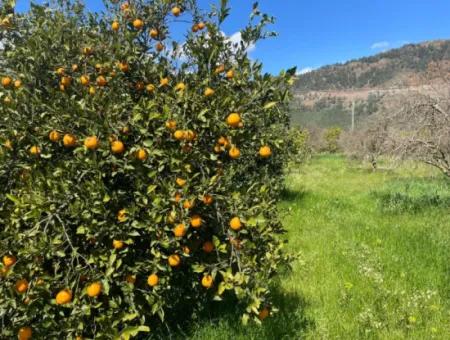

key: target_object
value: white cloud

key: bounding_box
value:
[371,41,390,50]
[297,67,314,75]
[227,31,256,53]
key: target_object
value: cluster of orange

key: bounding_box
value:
[1,76,22,104]
[27,130,129,158]
[2,254,104,340]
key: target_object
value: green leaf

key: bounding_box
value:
[118,326,150,340]
[264,101,277,110]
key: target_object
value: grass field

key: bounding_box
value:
[177,155,450,339]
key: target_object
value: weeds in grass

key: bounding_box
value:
[372,178,450,213]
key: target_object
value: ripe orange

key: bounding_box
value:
[182,246,191,255]
[226,69,234,79]
[201,275,213,289]
[160,77,169,87]
[173,130,185,140]
[56,67,65,76]
[198,22,206,30]
[112,21,120,31]
[176,177,186,187]
[146,84,156,93]
[190,215,202,228]
[156,42,164,52]
[133,19,144,29]
[117,209,127,222]
[118,62,129,72]
[111,140,125,154]
[218,136,229,147]
[204,87,215,97]
[175,82,186,91]
[14,79,22,88]
[72,64,79,72]
[18,326,32,340]
[202,241,214,253]
[84,136,99,150]
[147,273,159,287]
[63,134,77,148]
[192,24,199,33]
[96,76,107,86]
[168,254,181,267]
[136,148,148,161]
[89,86,96,95]
[214,64,225,74]
[48,130,60,142]
[82,46,93,55]
[15,279,29,294]
[165,120,177,131]
[174,192,182,203]
[80,75,90,86]
[150,28,158,38]
[173,223,187,237]
[171,6,181,17]
[29,145,41,156]
[259,145,272,158]
[55,289,72,305]
[230,217,242,231]
[113,239,124,249]
[202,194,214,205]
[185,130,196,141]
[61,76,72,87]
[2,255,16,267]
[86,282,102,298]
[229,146,241,159]
[258,307,270,321]
[226,113,241,127]
[183,199,195,210]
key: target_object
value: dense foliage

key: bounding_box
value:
[0,0,295,338]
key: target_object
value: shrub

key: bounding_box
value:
[288,127,311,163]
[323,127,342,153]
[0,0,294,338]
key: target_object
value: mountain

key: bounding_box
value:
[291,40,450,129]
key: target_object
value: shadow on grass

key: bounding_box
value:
[147,285,314,340]
[281,186,309,203]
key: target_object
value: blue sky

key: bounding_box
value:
[15,0,450,74]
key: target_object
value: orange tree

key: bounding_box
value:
[0,0,295,338]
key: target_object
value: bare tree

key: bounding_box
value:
[340,115,392,170]
[387,92,450,176]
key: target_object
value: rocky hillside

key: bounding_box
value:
[291,40,450,128]
[294,40,450,92]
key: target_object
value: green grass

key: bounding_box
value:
[174,155,450,339]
